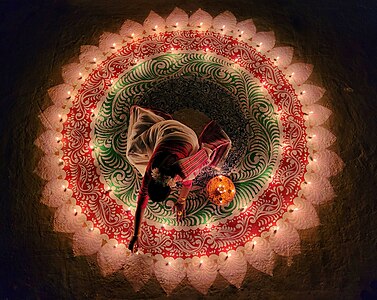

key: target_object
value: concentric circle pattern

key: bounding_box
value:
[36,9,343,294]
[95,52,281,230]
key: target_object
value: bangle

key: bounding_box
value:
[178,197,186,203]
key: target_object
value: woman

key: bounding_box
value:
[127,105,231,252]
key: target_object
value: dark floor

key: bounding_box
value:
[1,0,377,299]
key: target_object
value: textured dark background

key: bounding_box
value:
[1,0,377,299]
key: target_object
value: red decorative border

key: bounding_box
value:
[61,30,308,258]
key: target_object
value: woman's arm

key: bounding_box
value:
[128,203,146,252]
[128,171,150,252]
[174,180,192,222]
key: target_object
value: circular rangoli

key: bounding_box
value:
[35,8,344,295]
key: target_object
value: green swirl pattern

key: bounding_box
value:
[94,53,280,227]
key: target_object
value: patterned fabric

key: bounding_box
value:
[126,105,198,176]
[127,106,231,209]
[176,148,209,180]
[199,121,232,168]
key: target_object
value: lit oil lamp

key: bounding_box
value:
[206,175,236,206]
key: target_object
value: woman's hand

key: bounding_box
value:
[173,199,186,222]
[128,235,139,253]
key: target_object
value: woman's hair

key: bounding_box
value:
[148,151,179,203]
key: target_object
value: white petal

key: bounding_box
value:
[165,7,189,28]
[303,104,332,126]
[267,47,294,68]
[79,45,104,66]
[189,9,213,30]
[35,155,65,181]
[97,240,130,276]
[307,126,336,151]
[286,198,320,230]
[53,204,85,233]
[269,221,301,256]
[244,238,275,275]
[212,11,237,33]
[218,250,247,288]
[34,130,62,154]
[302,173,335,205]
[39,105,68,131]
[235,19,256,39]
[285,63,313,86]
[123,254,154,292]
[252,31,275,52]
[62,63,88,85]
[98,32,123,52]
[41,178,71,207]
[297,84,326,105]
[309,150,344,177]
[39,104,69,131]
[187,256,218,294]
[47,84,73,106]
[73,226,103,256]
[119,19,144,39]
[143,11,165,34]
[154,257,186,295]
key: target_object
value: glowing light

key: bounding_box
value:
[199,22,203,27]
[175,22,178,27]
[240,30,244,34]
[93,57,97,62]
[131,33,135,37]
[112,43,116,48]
